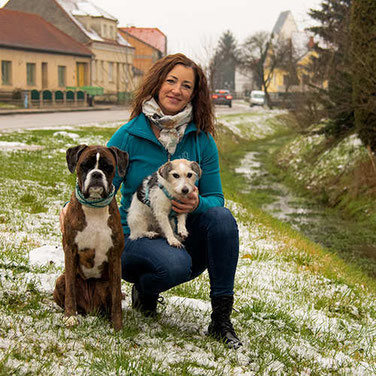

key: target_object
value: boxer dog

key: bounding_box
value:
[128,159,201,248]
[53,145,128,331]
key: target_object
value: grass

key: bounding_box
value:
[0,112,375,375]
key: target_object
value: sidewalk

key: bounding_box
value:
[0,105,114,116]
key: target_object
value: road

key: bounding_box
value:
[0,100,251,130]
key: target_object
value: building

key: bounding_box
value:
[0,8,92,105]
[119,27,167,76]
[271,10,299,41]
[4,0,136,99]
[266,10,318,96]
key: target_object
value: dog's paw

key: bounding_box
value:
[178,228,189,240]
[145,231,159,239]
[63,315,79,327]
[167,237,183,248]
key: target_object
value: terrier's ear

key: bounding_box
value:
[158,162,173,179]
[109,146,129,177]
[190,161,202,179]
[66,145,88,173]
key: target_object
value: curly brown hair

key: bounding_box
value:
[130,53,215,135]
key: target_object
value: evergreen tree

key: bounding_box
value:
[351,0,376,152]
[210,31,238,91]
[308,0,353,137]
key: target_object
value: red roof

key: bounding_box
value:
[119,27,166,54]
[0,9,92,57]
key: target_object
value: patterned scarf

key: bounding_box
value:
[142,98,193,155]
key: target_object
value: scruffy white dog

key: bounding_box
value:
[128,159,202,248]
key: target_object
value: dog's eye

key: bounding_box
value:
[100,161,113,173]
[187,173,192,178]
[81,162,91,171]
[172,173,180,179]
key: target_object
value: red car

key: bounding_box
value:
[212,89,232,107]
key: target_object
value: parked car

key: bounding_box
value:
[212,89,232,107]
[250,90,265,106]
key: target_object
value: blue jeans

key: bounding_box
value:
[121,207,239,298]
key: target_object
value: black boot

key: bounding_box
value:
[208,295,242,349]
[131,284,160,317]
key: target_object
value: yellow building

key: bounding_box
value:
[0,8,92,105]
[266,11,322,97]
[4,0,136,99]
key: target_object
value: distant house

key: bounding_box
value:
[266,11,320,97]
[118,27,167,76]
[0,8,92,103]
[271,10,299,41]
[4,0,136,99]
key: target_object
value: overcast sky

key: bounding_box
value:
[0,0,323,63]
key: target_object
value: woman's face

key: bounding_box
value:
[157,64,195,115]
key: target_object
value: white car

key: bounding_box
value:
[250,90,265,106]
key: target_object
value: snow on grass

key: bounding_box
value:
[0,120,375,375]
[0,141,43,151]
[219,109,287,140]
[276,130,368,190]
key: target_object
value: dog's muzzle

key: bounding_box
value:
[83,170,109,199]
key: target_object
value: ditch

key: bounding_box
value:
[235,135,376,280]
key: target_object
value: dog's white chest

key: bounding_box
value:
[75,206,113,279]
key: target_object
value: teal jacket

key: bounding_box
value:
[107,113,224,235]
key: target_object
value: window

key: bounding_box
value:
[26,63,36,86]
[103,24,107,38]
[108,62,113,82]
[58,66,66,87]
[1,61,12,85]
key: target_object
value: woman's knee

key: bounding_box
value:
[200,207,238,235]
[120,238,192,284]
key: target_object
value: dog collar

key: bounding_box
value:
[158,183,179,218]
[158,183,175,201]
[75,183,116,208]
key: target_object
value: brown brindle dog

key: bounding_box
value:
[53,145,128,330]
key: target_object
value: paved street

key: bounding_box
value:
[0,100,251,131]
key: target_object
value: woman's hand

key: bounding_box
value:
[59,204,69,233]
[172,186,199,214]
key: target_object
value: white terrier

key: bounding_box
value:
[128,159,202,247]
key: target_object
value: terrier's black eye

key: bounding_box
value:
[187,173,192,178]
[172,173,180,179]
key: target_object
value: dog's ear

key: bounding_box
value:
[109,146,129,177]
[66,145,88,173]
[190,161,202,179]
[158,161,172,179]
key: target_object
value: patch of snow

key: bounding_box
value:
[29,245,64,268]
[0,141,43,151]
[53,131,80,139]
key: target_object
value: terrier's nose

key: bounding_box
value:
[182,187,189,194]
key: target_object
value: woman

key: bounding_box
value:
[63,53,241,348]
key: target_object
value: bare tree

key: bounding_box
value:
[239,31,292,108]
